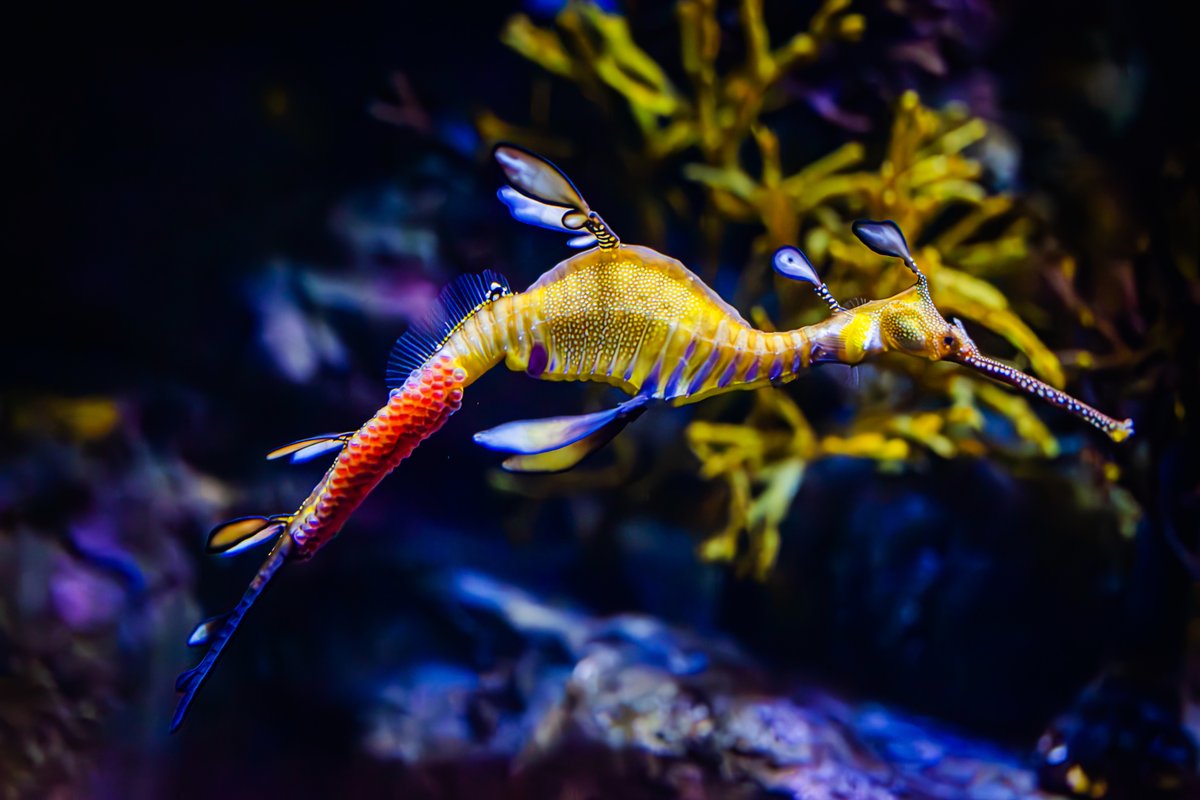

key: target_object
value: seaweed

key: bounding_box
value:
[485,1,1130,577]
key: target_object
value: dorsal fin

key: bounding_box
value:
[386,270,511,388]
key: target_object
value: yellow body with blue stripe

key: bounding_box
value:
[440,243,956,406]
[445,245,823,401]
[173,146,1134,734]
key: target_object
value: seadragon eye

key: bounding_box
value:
[944,335,954,347]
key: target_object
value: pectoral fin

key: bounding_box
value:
[474,396,649,457]
[500,419,629,473]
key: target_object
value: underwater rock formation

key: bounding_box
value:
[360,571,1055,799]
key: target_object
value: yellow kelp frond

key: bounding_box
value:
[485,6,1131,580]
[498,0,863,163]
[500,14,575,79]
[687,390,814,578]
[503,3,682,138]
[9,395,122,442]
[927,258,1065,388]
[972,382,1060,458]
[685,389,914,578]
[682,91,1072,390]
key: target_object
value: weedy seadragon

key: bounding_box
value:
[172,146,1133,730]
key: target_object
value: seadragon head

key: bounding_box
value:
[776,221,1134,443]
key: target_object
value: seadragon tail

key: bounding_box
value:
[171,535,293,732]
[172,269,513,731]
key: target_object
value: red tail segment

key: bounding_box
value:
[292,354,467,559]
[171,355,467,730]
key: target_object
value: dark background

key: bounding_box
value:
[4,2,1197,798]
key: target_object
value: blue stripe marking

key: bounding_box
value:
[718,356,741,389]
[688,346,722,395]
[528,343,548,377]
[664,357,687,398]
[662,339,697,398]
[644,358,663,394]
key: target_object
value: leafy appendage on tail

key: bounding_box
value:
[171,536,293,731]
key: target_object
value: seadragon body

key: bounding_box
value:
[442,245,815,401]
[172,146,1133,730]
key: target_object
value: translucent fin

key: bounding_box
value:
[567,233,598,249]
[824,363,861,391]
[497,187,599,247]
[187,614,228,647]
[266,433,351,463]
[386,270,511,388]
[494,144,588,212]
[773,245,843,314]
[851,219,912,260]
[172,537,293,732]
[809,327,860,365]
[561,211,589,229]
[500,408,643,473]
[772,246,821,285]
[851,219,917,270]
[474,407,621,455]
[497,186,575,232]
[206,516,287,556]
[474,395,649,456]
